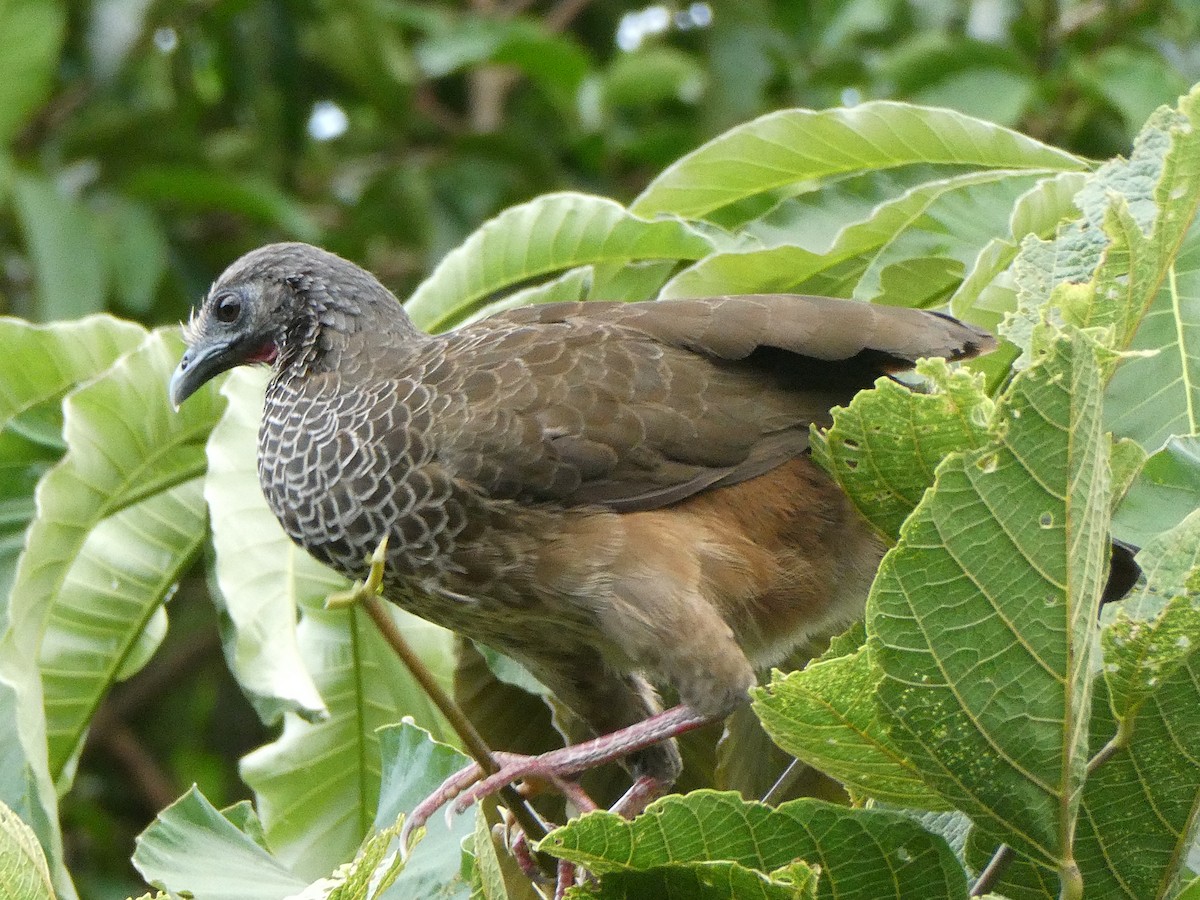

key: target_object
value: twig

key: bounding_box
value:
[970,843,1014,896]
[87,711,180,812]
[761,758,804,806]
[1086,719,1130,774]
[360,594,555,858]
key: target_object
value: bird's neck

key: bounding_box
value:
[279,293,430,378]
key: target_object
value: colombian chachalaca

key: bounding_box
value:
[170,242,998,822]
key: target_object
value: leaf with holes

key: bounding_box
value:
[811,359,993,541]
[869,327,1111,878]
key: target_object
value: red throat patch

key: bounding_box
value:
[247,342,278,365]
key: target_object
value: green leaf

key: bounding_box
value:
[811,359,993,541]
[659,169,1047,300]
[416,17,589,111]
[0,329,219,900]
[40,478,207,780]
[0,799,53,900]
[541,792,968,900]
[1006,86,1200,386]
[950,171,1090,331]
[0,315,145,443]
[631,102,1083,219]
[404,193,714,332]
[869,328,1111,871]
[0,432,56,616]
[1105,213,1200,447]
[602,47,706,108]
[0,315,145,608]
[909,67,1036,129]
[325,819,405,900]
[0,0,65,143]
[972,597,1200,900]
[373,721,473,900]
[1076,650,1200,900]
[470,807,508,900]
[753,644,947,809]
[133,786,307,899]
[1113,435,1200,548]
[1102,511,1200,725]
[12,173,110,321]
[237,605,455,882]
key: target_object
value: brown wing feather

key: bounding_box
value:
[403,296,993,512]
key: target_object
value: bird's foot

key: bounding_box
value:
[399,704,711,853]
[325,535,390,609]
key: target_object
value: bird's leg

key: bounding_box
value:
[452,703,711,813]
[400,702,714,844]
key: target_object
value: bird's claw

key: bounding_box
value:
[325,535,390,609]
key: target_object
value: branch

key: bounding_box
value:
[970,843,1014,896]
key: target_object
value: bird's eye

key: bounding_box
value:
[215,294,242,324]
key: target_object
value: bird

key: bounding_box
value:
[170,242,996,819]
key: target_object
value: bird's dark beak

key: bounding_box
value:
[169,342,235,409]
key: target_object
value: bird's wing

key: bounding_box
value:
[404,296,993,512]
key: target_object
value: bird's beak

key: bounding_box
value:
[169,342,234,409]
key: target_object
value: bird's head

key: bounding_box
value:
[169,242,411,407]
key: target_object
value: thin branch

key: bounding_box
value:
[361,595,555,861]
[1086,718,1130,775]
[87,711,180,812]
[761,758,804,806]
[970,843,1015,896]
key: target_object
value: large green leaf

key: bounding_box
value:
[1005,87,1200,400]
[631,102,1083,219]
[40,479,208,781]
[970,515,1200,898]
[869,328,1111,875]
[540,791,967,900]
[0,0,65,144]
[0,329,221,900]
[1112,435,1200,547]
[950,171,1090,331]
[237,597,456,882]
[658,169,1046,302]
[404,193,715,332]
[0,315,145,609]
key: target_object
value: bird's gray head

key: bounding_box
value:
[170,242,411,407]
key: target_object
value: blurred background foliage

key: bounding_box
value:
[0,0,1196,896]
